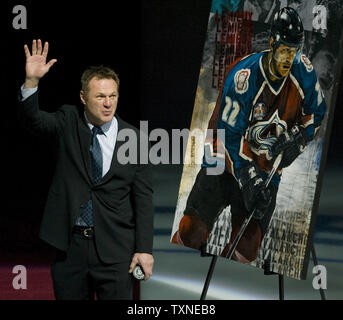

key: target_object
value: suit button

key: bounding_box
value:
[80,204,84,208]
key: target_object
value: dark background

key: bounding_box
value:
[1,0,342,254]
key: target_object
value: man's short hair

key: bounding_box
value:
[81,65,120,96]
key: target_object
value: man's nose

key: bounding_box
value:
[103,97,111,107]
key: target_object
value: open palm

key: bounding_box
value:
[24,39,57,81]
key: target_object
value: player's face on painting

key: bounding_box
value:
[80,77,119,126]
[272,44,298,78]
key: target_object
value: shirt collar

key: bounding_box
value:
[84,112,117,137]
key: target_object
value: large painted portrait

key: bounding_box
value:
[171,0,343,280]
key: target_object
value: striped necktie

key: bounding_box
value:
[80,126,104,226]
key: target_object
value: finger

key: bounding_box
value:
[128,260,137,273]
[144,273,150,281]
[42,42,49,58]
[32,39,37,55]
[24,44,31,58]
[37,39,43,55]
[140,262,153,281]
[47,59,57,69]
[143,268,152,281]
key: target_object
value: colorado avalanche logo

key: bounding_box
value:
[252,102,267,121]
[300,54,313,72]
[234,69,250,94]
[248,109,287,159]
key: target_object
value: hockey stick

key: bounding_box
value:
[200,153,283,300]
[224,152,283,259]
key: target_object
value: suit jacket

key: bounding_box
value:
[18,91,154,264]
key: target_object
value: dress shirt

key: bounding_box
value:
[20,84,38,101]
[83,112,118,178]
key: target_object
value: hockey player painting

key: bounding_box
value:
[171,7,328,274]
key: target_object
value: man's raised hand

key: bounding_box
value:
[24,39,57,88]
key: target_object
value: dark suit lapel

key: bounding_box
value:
[77,111,93,183]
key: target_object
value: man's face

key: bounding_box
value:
[271,44,298,78]
[80,77,119,126]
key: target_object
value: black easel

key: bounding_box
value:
[264,260,284,300]
[200,244,325,300]
[200,252,217,300]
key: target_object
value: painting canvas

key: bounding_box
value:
[171,0,343,280]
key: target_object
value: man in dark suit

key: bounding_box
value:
[19,39,154,300]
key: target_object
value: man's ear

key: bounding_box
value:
[80,90,87,105]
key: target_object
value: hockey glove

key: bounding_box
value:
[270,125,309,168]
[239,163,272,220]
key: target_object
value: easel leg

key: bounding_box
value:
[200,256,218,300]
[311,245,326,300]
[278,274,284,300]
[265,260,285,300]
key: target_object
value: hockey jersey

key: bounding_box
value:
[203,50,326,186]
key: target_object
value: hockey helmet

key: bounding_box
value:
[270,7,304,51]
